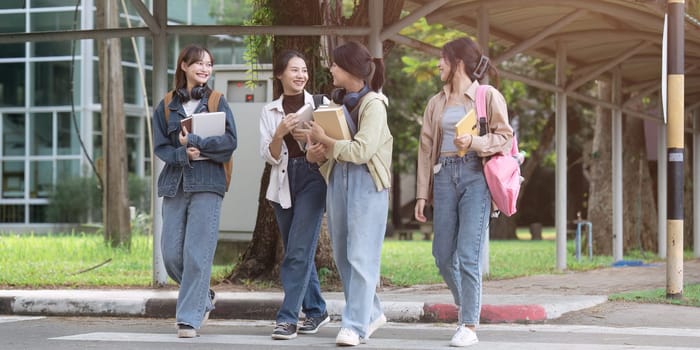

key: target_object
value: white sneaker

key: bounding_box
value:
[366,313,387,339]
[336,327,360,346]
[450,325,478,347]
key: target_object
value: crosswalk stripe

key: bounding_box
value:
[0,316,44,324]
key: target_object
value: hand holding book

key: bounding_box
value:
[454,108,478,157]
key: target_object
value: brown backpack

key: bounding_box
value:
[163,90,233,192]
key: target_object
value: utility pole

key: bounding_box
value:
[97,0,131,248]
[666,0,684,299]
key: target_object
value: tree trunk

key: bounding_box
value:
[588,82,658,255]
[226,0,337,284]
[96,0,131,248]
[587,83,614,254]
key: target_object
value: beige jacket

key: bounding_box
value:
[319,91,393,191]
[416,81,513,203]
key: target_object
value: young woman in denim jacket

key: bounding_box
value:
[259,50,329,340]
[152,44,237,338]
[414,37,513,347]
[307,41,392,347]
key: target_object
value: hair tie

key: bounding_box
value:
[473,55,490,79]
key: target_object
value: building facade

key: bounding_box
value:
[0,0,261,230]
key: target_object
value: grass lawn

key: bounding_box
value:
[1,228,697,308]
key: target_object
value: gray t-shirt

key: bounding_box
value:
[440,105,467,153]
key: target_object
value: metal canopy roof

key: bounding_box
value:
[403,0,700,118]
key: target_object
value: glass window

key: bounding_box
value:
[57,112,80,155]
[29,204,48,223]
[0,204,24,223]
[192,0,216,25]
[57,159,80,179]
[32,61,72,106]
[168,0,188,24]
[0,12,24,33]
[127,136,138,173]
[0,1,25,10]
[124,66,137,104]
[30,160,52,198]
[126,115,140,135]
[3,113,25,156]
[31,112,52,156]
[32,40,78,57]
[30,0,80,7]
[30,11,76,32]
[2,160,24,198]
[0,63,26,106]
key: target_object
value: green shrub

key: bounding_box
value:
[47,174,151,224]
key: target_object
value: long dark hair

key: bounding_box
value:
[442,37,498,87]
[272,49,307,98]
[173,44,214,101]
[332,41,385,92]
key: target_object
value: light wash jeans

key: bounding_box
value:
[327,162,387,338]
[432,152,491,326]
[161,188,222,329]
[272,157,327,324]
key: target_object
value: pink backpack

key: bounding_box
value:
[475,85,522,217]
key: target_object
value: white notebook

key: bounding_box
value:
[185,111,226,160]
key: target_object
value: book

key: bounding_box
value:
[294,103,314,129]
[182,111,226,160]
[313,105,352,140]
[454,108,478,156]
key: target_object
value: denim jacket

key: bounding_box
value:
[153,92,237,197]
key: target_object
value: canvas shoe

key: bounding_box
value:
[366,313,387,339]
[450,325,479,347]
[177,324,197,338]
[298,311,330,334]
[335,327,360,346]
[271,322,298,340]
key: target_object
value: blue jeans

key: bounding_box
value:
[327,162,387,338]
[432,152,491,326]
[272,157,327,324]
[161,188,222,329]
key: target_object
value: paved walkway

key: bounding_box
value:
[0,259,698,324]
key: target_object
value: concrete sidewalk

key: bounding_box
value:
[2,259,697,324]
[0,288,605,324]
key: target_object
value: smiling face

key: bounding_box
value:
[438,56,451,82]
[278,56,308,95]
[330,62,352,89]
[181,51,213,89]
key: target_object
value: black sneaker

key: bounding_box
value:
[271,322,297,340]
[298,311,330,334]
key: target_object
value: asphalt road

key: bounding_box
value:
[2,312,700,350]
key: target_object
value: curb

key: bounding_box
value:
[0,290,607,324]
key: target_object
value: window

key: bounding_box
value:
[57,112,80,155]
[29,160,52,198]
[3,113,25,156]
[31,113,52,156]
[0,63,26,106]
[2,160,24,198]
[32,61,73,106]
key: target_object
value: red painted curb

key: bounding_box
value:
[481,304,547,323]
[422,303,547,323]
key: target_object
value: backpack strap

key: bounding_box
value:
[164,90,223,123]
[164,91,175,122]
[475,85,489,136]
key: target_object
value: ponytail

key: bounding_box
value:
[369,57,385,92]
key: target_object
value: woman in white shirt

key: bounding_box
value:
[259,49,329,340]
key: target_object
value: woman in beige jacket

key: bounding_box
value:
[414,37,513,347]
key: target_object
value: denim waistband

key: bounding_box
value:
[438,151,479,165]
[288,156,309,165]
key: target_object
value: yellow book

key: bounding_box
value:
[313,106,352,140]
[454,108,478,156]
